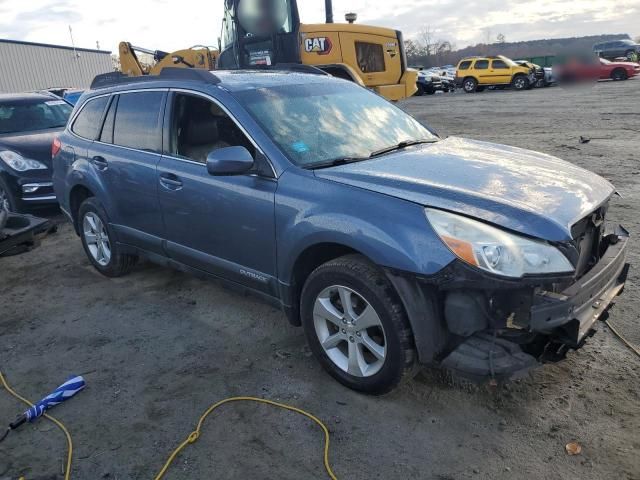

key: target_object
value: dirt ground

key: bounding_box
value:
[1,79,639,480]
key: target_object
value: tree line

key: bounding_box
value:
[405,31,635,68]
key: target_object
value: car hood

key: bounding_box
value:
[0,128,63,167]
[315,137,615,242]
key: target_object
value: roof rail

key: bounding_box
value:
[90,67,220,90]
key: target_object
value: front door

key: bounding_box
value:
[157,91,278,295]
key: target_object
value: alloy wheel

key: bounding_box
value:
[83,212,111,266]
[464,80,475,92]
[313,285,387,377]
[514,77,526,90]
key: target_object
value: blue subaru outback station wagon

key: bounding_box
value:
[53,68,629,394]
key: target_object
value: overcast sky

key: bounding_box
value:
[1,0,638,53]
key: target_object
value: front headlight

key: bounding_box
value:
[425,208,574,278]
[0,151,47,172]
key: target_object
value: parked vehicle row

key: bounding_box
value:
[455,55,538,93]
[41,67,630,393]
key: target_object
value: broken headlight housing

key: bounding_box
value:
[425,208,574,278]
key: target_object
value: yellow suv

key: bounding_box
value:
[455,55,537,93]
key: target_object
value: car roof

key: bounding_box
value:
[213,70,336,92]
[87,68,338,97]
[0,92,57,103]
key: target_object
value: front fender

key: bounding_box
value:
[275,169,456,285]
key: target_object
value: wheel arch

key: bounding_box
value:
[69,183,95,234]
[283,242,365,326]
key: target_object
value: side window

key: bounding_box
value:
[113,91,164,152]
[99,95,118,144]
[71,96,109,140]
[474,60,489,70]
[458,60,472,70]
[169,93,255,164]
[355,42,385,73]
[491,60,508,69]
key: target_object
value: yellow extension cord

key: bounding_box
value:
[2,319,637,480]
[0,371,337,480]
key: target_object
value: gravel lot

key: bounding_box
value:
[1,78,639,480]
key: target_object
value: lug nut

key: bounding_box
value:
[342,318,347,324]
[341,328,346,334]
[356,331,361,337]
[349,336,355,342]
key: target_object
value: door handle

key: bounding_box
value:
[91,156,108,171]
[159,173,183,190]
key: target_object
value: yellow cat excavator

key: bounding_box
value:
[118,0,416,100]
[219,0,416,100]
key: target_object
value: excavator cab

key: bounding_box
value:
[218,0,301,68]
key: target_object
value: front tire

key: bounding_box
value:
[511,74,529,90]
[611,68,628,81]
[300,254,416,395]
[0,177,20,213]
[78,197,137,277]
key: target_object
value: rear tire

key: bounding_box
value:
[300,254,417,394]
[462,77,477,93]
[78,197,137,277]
[611,68,628,81]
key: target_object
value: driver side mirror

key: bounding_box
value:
[206,146,254,176]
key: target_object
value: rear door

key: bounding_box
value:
[156,90,278,295]
[88,90,167,254]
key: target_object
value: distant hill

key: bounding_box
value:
[408,34,632,68]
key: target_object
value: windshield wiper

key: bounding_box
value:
[369,139,438,158]
[304,156,369,170]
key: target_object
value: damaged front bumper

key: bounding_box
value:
[386,226,630,382]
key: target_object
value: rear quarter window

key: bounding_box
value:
[458,60,472,70]
[72,96,109,140]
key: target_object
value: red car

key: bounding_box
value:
[554,57,640,82]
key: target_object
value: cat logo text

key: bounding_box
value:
[304,37,332,55]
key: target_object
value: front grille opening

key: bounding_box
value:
[571,204,608,278]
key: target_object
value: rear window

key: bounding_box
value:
[355,42,385,73]
[473,60,489,70]
[458,60,472,70]
[112,91,164,152]
[72,96,109,139]
[0,98,72,135]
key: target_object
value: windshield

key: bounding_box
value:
[0,98,72,134]
[236,81,437,167]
